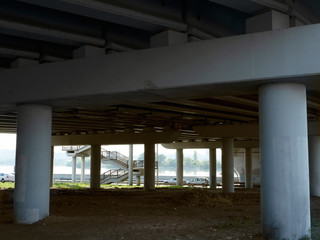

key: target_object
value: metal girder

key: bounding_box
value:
[0,19,105,47]
[17,0,187,32]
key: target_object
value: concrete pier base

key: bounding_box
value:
[260,83,310,239]
[222,138,234,193]
[14,104,52,224]
[176,149,183,186]
[144,143,155,191]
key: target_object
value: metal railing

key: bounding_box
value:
[101,169,128,183]
[62,145,86,151]
[101,150,129,168]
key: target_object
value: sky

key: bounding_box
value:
[0,133,16,150]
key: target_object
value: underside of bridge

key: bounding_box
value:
[1,0,320,239]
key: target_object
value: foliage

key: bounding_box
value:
[66,158,91,169]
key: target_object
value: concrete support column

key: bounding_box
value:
[309,136,320,196]
[90,145,101,189]
[136,175,141,186]
[128,144,134,186]
[81,155,85,183]
[144,143,155,191]
[260,83,310,239]
[245,148,253,189]
[222,138,234,193]
[50,146,54,187]
[14,104,52,224]
[209,148,216,189]
[72,156,76,183]
[176,149,183,186]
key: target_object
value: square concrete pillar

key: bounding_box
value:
[73,45,105,59]
[246,10,289,33]
[150,30,187,48]
[11,58,38,68]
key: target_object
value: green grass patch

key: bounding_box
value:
[53,182,89,189]
[0,182,14,189]
[0,182,195,190]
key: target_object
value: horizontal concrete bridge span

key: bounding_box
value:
[51,121,320,146]
[162,141,259,149]
[193,121,320,138]
[0,23,320,105]
[51,131,180,146]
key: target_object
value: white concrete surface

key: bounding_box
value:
[81,155,85,183]
[1,24,320,105]
[14,104,52,224]
[222,138,234,193]
[144,143,155,191]
[71,156,76,183]
[259,83,310,239]
[176,149,183,186]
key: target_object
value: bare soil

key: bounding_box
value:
[0,188,319,240]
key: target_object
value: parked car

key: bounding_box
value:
[0,173,15,183]
[187,177,209,187]
[163,177,187,185]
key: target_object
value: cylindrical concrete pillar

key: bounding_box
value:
[245,148,253,189]
[144,143,155,191]
[128,144,134,186]
[309,136,320,196]
[260,83,310,239]
[14,104,52,224]
[90,145,101,189]
[81,155,85,183]
[50,146,54,187]
[176,149,183,186]
[209,148,216,189]
[72,156,76,183]
[136,175,141,186]
[222,138,234,193]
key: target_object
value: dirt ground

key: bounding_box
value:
[0,188,319,240]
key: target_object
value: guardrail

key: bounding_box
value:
[101,169,127,183]
[62,145,86,151]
